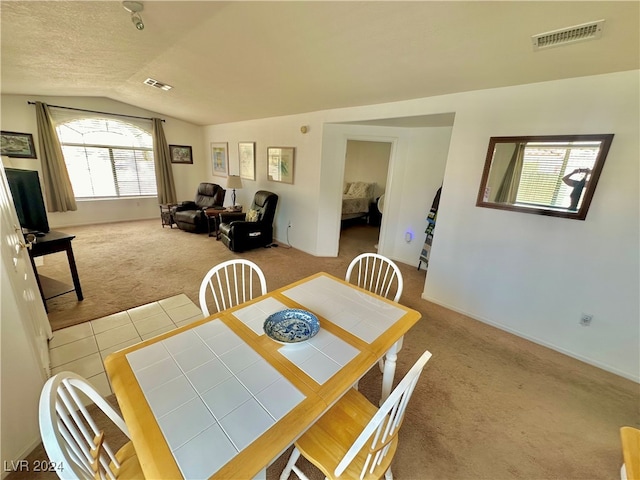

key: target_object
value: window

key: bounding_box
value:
[515,142,601,209]
[56,118,156,199]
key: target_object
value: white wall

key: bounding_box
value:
[0,95,205,227]
[204,117,450,263]
[344,140,391,198]
[319,125,451,264]
[393,127,451,264]
[204,113,326,253]
[423,72,640,381]
[2,72,636,380]
[0,265,46,477]
[205,71,639,380]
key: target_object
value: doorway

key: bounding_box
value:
[339,140,392,253]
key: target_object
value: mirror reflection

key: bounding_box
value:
[477,134,614,220]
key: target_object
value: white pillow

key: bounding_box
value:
[246,209,259,222]
[347,182,372,198]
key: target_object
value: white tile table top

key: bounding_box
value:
[277,329,359,384]
[233,297,360,384]
[125,320,305,479]
[233,297,289,335]
[282,275,405,343]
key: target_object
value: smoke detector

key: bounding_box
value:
[532,20,604,51]
[123,1,145,31]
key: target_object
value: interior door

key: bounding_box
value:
[0,162,51,375]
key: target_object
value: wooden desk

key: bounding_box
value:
[105,272,420,479]
[28,230,83,310]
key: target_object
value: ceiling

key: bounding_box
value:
[1,1,638,127]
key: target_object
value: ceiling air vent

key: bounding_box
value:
[143,78,173,91]
[532,20,604,51]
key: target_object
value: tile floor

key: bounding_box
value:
[48,294,203,397]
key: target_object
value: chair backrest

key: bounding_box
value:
[335,350,432,479]
[345,253,403,302]
[39,371,131,480]
[194,182,225,209]
[620,426,640,480]
[199,259,267,316]
[249,190,278,225]
[377,194,385,214]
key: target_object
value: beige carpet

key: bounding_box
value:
[19,219,639,480]
[41,219,382,331]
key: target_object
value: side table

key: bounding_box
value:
[204,207,227,238]
[28,231,83,312]
[159,204,177,228]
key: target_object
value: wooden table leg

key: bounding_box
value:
[65,243,84,301]
[207,215,215,237]
[29,253,48,312]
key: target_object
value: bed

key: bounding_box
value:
[342,182,375,221]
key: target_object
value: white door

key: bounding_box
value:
[0,162,51,375]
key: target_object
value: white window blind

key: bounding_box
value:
[516,142,600,209]
[56,118,156,199]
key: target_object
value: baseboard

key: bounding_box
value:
[51,215,157,229]
[273,235,318,256]
[1,437,43,479]
[421,293,640,383]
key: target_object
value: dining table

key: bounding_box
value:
[104,272,421,480]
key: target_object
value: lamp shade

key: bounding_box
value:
[226,175,243,189]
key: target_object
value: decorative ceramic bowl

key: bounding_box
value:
[263,309,320,344]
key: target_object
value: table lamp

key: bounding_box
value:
[226,175,243,206]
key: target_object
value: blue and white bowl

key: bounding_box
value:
[264,309,320,344]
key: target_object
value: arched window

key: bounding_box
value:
[56,118,156,198]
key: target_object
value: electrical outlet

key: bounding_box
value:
[580,313,593,326]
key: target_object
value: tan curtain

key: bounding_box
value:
[152,118,177,204]
[34,102,77,212]
[495,142,525,204]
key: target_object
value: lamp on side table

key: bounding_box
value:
[226,175,243,208]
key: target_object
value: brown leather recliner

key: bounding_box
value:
[172,183,225,233]
[218,190,278,252]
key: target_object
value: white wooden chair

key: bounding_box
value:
[620,426,640,480]
[346,253,404,389]
[345,253,403,303]
[38,371,143,480]
[279,350,432,480]
[199,259,267,316]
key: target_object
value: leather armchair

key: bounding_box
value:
[218,190,278,252]
[172,183,226,233]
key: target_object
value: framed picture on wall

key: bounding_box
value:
[0,131,37,158]
[238,142,256,181]
[169,145,193,164]
[267,146,295,184]
[211,142,228,177]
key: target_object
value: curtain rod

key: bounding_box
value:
[27,101,165,122]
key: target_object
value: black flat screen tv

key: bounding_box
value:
[5,168,50,235]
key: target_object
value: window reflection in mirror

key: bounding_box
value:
[477,134,614,220]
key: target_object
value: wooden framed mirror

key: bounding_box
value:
[476,134,614,220]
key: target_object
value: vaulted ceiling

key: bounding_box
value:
[1,1,638,126]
